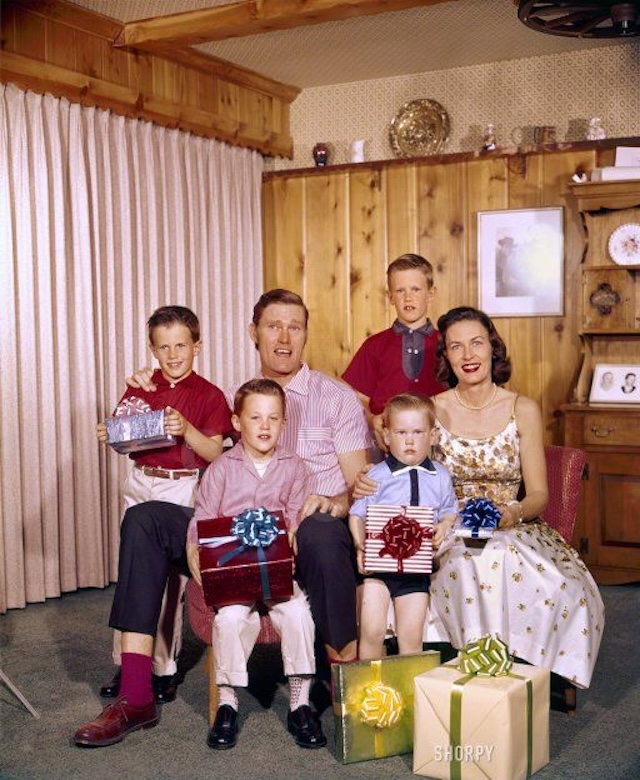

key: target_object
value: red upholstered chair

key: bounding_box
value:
[540,445,587,545]
[185,578,280,725]
[540,444,587,714]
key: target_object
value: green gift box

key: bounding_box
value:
[332,650,440,764]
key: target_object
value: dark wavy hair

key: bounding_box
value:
[435,306,511,386]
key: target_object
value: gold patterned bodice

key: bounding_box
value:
[434,415,522,506]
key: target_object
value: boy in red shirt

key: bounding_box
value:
[342,254,445,450]
[96,305,231,703]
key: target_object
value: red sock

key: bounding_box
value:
[120,653,153,707]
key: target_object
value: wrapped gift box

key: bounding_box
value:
[413,660,550,780]
[453,518,495,541]
[453,498,500,549]
[332,650,440,764]
[197,509,293,608]
[364,505,434,574]
[106,409,175,454]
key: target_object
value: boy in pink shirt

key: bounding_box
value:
[187,378,325,751]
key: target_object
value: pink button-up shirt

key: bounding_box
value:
[226,363,371,498]
[187,441,309,545]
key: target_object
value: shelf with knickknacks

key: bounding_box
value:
[562,177,640,585]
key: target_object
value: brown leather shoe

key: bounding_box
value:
[74,696,158,747]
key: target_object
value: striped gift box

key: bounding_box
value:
[364,505,434,574]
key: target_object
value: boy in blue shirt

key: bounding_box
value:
[348,393,457,660]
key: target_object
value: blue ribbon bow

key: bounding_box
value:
[460,498,500,538]
[218,507,281,600]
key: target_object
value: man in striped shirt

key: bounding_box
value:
[234,289,372,667]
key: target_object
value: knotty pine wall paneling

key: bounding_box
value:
[262,143,631,444]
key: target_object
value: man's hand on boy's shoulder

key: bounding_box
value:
[126,366,156,392]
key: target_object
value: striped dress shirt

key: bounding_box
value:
[227,363,371,497]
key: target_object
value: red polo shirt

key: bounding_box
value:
[342,326,446,415]
[116,370,232,470]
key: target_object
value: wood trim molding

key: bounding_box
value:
[115,0,453,46]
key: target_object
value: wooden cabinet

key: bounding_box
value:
[564,179,640,584]
[563,405,640,584]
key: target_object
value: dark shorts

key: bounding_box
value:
[363,572,431,598]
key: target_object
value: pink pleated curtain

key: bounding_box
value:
[0,83,263,612]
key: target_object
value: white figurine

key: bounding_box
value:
[586,117,606,141]
[482,124,497,151]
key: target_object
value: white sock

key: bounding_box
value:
[218,684,238,711]
[289,675,312,711]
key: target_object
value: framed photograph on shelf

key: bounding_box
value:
[589,364,640,404]
[478,207,564,317]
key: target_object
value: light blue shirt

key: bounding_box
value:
[350,455,458,523]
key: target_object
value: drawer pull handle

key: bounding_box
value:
[590,425,614,438]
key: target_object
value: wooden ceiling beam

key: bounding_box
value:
[115,0,453,47]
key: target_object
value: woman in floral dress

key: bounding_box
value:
[427,306,604,690]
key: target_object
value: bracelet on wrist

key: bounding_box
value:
[508,500,525,524]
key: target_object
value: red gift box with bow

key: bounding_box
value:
[197,509,293,608]
[364,505,434,574]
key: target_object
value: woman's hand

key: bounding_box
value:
[186,542,202,586]
[497,503,521,530]
[96,421,108,443]
[352,464,377,500]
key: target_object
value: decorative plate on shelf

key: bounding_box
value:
[608,222,640,266]
[389,99,450,158]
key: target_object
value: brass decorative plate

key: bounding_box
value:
[389,99,450,158]
[608,222,640,266]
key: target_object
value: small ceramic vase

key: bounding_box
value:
[312,142,330,167]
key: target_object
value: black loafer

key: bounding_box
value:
[287,705,327,749]
[99,669,121,698]
[152,675,177,704]
[207,705,238,749]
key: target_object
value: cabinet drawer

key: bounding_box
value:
[583,415,639,446]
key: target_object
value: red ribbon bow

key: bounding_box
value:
[377,513,431,572]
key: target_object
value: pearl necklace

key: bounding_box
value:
[454,383,498,411]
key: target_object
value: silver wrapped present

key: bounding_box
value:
[106,408,175,454]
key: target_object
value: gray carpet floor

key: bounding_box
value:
[1,583,638,780]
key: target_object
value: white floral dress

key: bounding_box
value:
[427,414,605,688]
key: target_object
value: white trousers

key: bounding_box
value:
[112,466,199,676]
[213,583,316,687]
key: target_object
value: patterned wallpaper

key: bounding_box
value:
[268,41,640,171]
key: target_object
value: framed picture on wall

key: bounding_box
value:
[589,364,640,404]
[477,207,564,317]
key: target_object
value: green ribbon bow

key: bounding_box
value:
[450,635,533,780]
